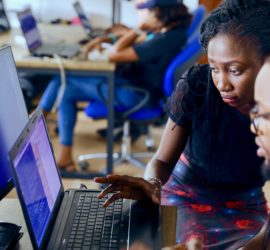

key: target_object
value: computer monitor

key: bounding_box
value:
[0,46,29,200]
[0,133,13,200]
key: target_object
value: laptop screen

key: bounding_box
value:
[12,114,61,247]
[17,8,42,51]
[73,1,92,36]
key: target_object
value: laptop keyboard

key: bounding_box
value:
[66,193,123,250]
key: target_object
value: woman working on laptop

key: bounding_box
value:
[95,0,270,248]
[39,0,191,175]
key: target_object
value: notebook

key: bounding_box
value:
[17,8,81,58]
[73,1,105,38]
[9,109,162,249]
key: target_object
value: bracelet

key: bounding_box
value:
[147,177,162,189]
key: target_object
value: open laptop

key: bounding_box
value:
[17,8,81,58]
[73,1,105,39]
[9,109,162,249]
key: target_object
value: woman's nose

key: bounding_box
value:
[217,74,233,92]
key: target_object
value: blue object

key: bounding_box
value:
[187,5,207,38]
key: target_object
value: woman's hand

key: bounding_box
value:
[162,237,203,250]
[162,244,188,250]
[84,37,104,53]
[94,174,161,207]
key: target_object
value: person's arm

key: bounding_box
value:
[84,36,114,53]
[144,117,190,184]
[108,29,145,63]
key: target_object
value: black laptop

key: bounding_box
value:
[73,1,105,39]
[17,8,81,58]
[9,109,162,250]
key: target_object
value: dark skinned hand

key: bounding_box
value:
[94,174,161,207]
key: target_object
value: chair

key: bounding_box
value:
[78,35,203,169]
[187,5,207,41]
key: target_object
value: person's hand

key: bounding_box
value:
[162,239,203,250]
[162,244,188,250]
[105,23,131,37]
[94,174,161,207]
[84,37,104,53]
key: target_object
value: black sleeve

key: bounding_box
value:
[166,64,209,127]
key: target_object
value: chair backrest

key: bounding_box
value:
[163,34,203,97]
[187,5,207,40]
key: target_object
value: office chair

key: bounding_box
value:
[78,34,203,170]
[187,5,207,41]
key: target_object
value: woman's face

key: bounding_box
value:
[251,62,270,161]
[207,35,263,109]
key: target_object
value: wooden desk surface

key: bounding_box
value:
[0,199,32,250]
[0,24,115,72]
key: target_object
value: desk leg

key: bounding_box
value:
[107,72,114,174]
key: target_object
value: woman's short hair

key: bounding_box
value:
[200,0,270,59]
[154,3,192,29]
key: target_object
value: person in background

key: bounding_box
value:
[39,0,191,175]
[94,0,270,249]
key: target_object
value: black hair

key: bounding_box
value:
[200,0,270,59]
[154,3,192,29]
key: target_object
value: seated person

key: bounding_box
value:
[39,0,192,173]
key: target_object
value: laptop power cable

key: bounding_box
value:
[52,54,66,113]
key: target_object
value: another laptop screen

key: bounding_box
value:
[12,114,61,247]
[73,1,92,36]
[17,8,42,51]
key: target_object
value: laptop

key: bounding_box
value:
[73,1,105,39]
[17,8,81,58]
[9,109,162,249]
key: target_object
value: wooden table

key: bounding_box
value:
[0,24,116,177]
[0,199,32,249]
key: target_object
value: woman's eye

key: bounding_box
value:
[229,69,241,75]
[210,67,218,73]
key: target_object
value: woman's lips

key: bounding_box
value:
[221,95,239,105]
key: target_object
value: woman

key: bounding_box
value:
[39,0,191,174]
[95,0,270,249]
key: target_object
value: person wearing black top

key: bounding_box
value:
[95,0,270,249]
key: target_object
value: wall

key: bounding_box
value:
[4,0,199,28]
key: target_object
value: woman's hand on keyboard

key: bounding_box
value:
[94,174,161,207]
